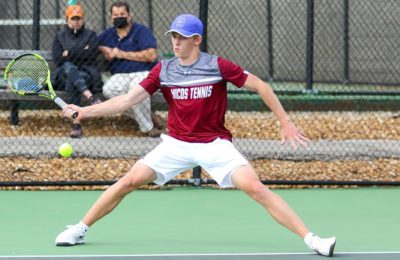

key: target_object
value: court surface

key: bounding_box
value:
[0,187,399,259]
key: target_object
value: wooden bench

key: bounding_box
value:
[0,49,165,125]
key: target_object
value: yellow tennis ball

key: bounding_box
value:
[59,143,73,158]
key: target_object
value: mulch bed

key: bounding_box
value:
[1,110,399,190]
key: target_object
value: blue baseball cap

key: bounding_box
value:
[165,14,203,37]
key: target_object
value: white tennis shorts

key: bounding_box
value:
[138,134,249,187]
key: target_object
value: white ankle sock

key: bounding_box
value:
[78,221,89,231]
[304,232,316,245]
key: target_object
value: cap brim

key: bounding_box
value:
[165,29,201,37]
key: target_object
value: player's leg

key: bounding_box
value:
[55,135,194,247]
[200,139,335,256]
[82,162,156,226]
[199,140,308,236]
[231,166,336,257]
[55,162,156,246]
[231,165,309,237]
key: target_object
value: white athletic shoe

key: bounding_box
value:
[55,223,87,246]
[304,233,336,257]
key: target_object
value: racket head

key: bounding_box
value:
[4,53,53,97]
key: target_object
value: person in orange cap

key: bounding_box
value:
[51,4,103,138]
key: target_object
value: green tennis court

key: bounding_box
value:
[1,187,399,259]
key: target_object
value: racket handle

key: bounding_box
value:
[54,97,79,119]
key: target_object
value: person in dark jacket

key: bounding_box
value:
[52,4,103,138]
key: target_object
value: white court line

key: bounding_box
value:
[2,251,400,258]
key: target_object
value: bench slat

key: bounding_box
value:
[0,88,165,103]
[0,49,52,60]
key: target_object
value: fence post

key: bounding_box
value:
[192,166,202,187]
[266,0,274,80]
[32,0,41,50]
[101,0,107,30]
[305,0,314,93]
[343,0,350,84]
[199,0,208,52]
[55,0,62,31]
[15,0,22,49]
[147,0,153,31]
[192,0,209,187]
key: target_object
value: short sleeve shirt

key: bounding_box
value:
[97,22,157,74]
[140,52,249,143]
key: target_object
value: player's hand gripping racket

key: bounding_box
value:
[4,53,78,118]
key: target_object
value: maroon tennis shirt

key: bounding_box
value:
[140,52,249,143]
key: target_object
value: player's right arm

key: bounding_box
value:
[64,85,150,120]
[66,62,162,120]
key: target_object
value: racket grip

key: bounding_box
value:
[54,97,79,118]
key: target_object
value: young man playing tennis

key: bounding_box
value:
[56,14,336,257]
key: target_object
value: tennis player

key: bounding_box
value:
[56,14,336,256]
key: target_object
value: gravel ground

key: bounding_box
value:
[1,110,399,190]
[1,110,400,140]
[1,157,399,190]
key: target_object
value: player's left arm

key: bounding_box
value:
[243,73,310,149]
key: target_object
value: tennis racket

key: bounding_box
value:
[4,53,78,118]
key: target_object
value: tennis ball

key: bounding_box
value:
[59,143,73,158]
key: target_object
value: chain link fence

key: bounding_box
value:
[0,0,399,188]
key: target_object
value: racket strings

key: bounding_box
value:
[7,55,48,92]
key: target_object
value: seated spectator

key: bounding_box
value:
[51,4,103,138]
[98,1,163,137]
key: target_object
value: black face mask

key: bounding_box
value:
[113,17,129,28]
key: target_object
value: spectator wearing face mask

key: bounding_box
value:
[52,3,103,138]
[98,1,163,137]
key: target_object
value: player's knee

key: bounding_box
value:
[246,181,269,202]
[118,166,155,193]
[117,175,142,194]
